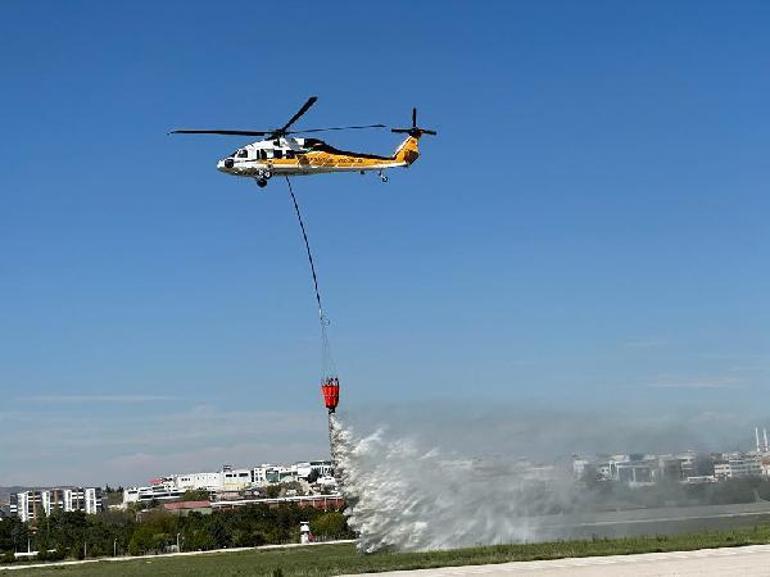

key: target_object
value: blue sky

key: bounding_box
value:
[1,1,769,485]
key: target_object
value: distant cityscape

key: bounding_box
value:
[571,426,770,487]
[4,460,339,523]
[4,427,770,524]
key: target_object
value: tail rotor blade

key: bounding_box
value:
[391,107,436,137]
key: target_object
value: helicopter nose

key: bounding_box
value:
[218,158,234,171]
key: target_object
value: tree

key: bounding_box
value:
[278,481,305,497]
[128,526,158,556]
[180,527,216,551]
[306,469,320,484]
[179,489,210,502]
[265,485,281,499]
[310,512,350,540]
[0,517,28,555]
[1,551,15,564]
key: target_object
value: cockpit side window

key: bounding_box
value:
[274,150,283,159]
[259,149,267,160]
[237,149,249,158]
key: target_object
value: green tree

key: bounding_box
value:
[1,551,15,564]
[0,516,28,555]
[180,489,210,502]
[128,526,155,556]
[310,512,350,540]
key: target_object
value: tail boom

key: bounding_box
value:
[393,135,420,166]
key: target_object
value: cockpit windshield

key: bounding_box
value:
[236,149,249,158]
[303,138,324,150]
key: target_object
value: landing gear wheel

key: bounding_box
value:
[263,170,273,180]
[256,179,268,188]
[380,174,389,183]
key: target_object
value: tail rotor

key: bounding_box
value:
[391,107,437,138]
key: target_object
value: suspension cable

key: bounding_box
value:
[285,177,337,377]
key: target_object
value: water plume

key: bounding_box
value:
[330,415,575,552]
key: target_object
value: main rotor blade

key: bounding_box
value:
[287,124,387,134]
[278,96,318,134]
[169,129,270,136]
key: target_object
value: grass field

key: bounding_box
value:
[6,525,770,577]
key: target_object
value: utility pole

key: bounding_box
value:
[176,532,181,553]
[113,537,118,557]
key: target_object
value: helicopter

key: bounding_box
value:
[170,96,435,187]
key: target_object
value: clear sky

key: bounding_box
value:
[1,1,769,486]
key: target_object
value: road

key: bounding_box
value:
[347,545,770,576]
[531,501,770,540]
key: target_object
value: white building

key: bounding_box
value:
[729,456,762,478]
[123,460,336,507]
[714,461,731,480]
[615,461,656,487]
[572,457,590,479]
[713,455,762,480]
[123,483,186,505]
[174,471,223,492]
[10,488,102,522]
[252,465,281,485]
[221,467,253,491]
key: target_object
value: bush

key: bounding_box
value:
[310,512,350,540]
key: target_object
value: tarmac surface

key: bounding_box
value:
[532,500,770,540]
[347,544,770,576]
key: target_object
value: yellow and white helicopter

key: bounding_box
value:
[170,96,435,187]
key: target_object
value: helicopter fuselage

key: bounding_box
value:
[216,136,417,180]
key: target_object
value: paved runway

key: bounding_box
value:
[347,544,770,576]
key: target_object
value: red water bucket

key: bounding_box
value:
[321,377,340,413]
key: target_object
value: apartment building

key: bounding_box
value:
[9,488,102,522]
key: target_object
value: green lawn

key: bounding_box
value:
[7,525,770,577]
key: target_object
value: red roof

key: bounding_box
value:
[163,500,211,511]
